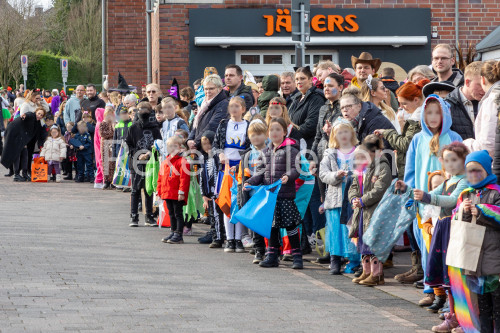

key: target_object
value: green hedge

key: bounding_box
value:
[25,51,101,91]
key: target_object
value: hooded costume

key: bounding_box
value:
[94,108,105,184]
[404,95,463,191]
[257,75,280,117]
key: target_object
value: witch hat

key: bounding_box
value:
[168,78,188,107]
[109,72,136,93]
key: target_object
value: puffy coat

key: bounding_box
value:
[348,156,392,238]
[40,137,66,162]
[319,148,344,209]
[445,87,475,140]
[157,154,190,205]
[246,138,300,199]
[383,109,421,180]
[188,90,229,149]
[258,75,280,117]
[459,187,500,276]
[312,99,341,161]
[228,82,255,111]
[356,101,395,146]
[464,81,500,157]
[288,86,326,149]
[19,99,50,116]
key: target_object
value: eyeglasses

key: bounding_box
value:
[146,90,157,94]
[432,57,452,62]
[340,104,357,111]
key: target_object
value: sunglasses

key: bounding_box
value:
[147,90,157,94]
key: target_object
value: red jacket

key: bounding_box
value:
[157,154,190,205]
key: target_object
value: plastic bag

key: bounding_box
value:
[362,179,417,262]
[216,164,232,217]
[232,180,282,239]
[229,172,240,224]
[183,174,205,221]
[145,148,159,196]
[31,157,48,183]
[112,143,132,188]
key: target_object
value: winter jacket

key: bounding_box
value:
[79,96,106,122]
[19,99,50,116]
[464,81,500,157]
[431,68,464,88]
[493,94,500,184]
[70,132,93,155]
[40,137,66,162]
[458,187,500,276]
[356,101,396,147]
[348,155,392,238]
[445,87,476,140]
[157,154,190,205]
[227,82,255,111]
[188,90,229,149]
[0,112,44,168]
[63,95,83,124]
[212,118,251,154]
[125,117,162,170]
[284,89,299,109]
[113,119,132,157]
[200,153,220,199]
[258,75,280,117]
[404,96,463,191]
[312,99,341,161]
[383,108,422,180]
[319,148,346,209]
[246,138,300,199]
[288,86,326,149]
[56,116,66,135]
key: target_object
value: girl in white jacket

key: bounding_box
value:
[40,125,67,182]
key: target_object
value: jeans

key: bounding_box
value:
[166,199,184,233]
[76,152,93,180]
[130,172,153,215]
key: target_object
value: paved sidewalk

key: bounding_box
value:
[0,167,440,333]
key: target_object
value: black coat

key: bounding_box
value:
[227,82,255,111]
[356,102,395,147]
[125,118,162,172]
[288,86,326,149]
[312,99,341,161]
[78,96,106,122]
[1,112,43,168]
[212,118,251,153]
[188,90,229,149]
[445,87,475,140]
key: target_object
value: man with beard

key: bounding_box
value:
[79,84,106,122]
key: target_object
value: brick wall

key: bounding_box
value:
[107,0,500,90]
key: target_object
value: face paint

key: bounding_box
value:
[331,88,338,96]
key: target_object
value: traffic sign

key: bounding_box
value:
[61,59,68,71]
[21,55,28,68]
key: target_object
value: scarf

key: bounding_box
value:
[193,96,214,130]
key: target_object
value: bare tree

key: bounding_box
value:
[64,0,102,83]
[0,0,48,87]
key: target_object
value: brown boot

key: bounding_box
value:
[360,256,385,286]
[418,293,435,307]
[398,251,424,284]
[352,255,371,284]
[394,251,417,282]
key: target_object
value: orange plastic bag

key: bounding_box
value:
[216,164,233,218]
[31,157,48,183]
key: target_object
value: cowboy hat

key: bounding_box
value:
[422,81,455,98]
[351,52,382,73]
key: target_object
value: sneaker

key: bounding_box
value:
[162,232,175,243]
[94,182,104,189]
[249,249,255,255]
[129,214,139,227]
[224,240,235,253]
[253,251,264,264]
[167,232,184,244]
[144,215,157,227]
[103,181,110,190]
[241,235,254,248]
[13,174,26,182]
[209,240,223,248]
[235,240,245,253]
[451,327,464,333]
[431,313,458,332]
[198,232,213,244]
[55,174,62,183]
[183,227,193,236]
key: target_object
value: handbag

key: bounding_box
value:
[362,179,417,262]
[232,180,282,239]
[145,148,159,196]
[31,157,48,183]
[446,198,486,272]
[112,143,132,188]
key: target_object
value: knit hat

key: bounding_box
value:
[465,150,497,188]
[201,130,215,145]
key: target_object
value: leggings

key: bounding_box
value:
[269,226,300,250]
[477,287,500,333]
[14,147,28,175]
[47,161,61,175]
[224,214,244,240]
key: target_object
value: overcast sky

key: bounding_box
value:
[37,0,52,9]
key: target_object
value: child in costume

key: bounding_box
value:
[40,125,67,183]
[100,108,115,189]
[155,97,189,160]
[349,134,392,286]
[94,107,106,188]
[213,96,250,253]
[62,122,77,180]
[157,136,190,244]
[70,121,93,183]
[319,119,358,275]
[245,117,302,269]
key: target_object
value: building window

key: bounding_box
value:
[240,55,260,64]
[263,55,283,64]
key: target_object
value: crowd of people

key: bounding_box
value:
[1,43,499,333]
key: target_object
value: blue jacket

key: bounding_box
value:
[70,132,93,155]
[404,95,463,191]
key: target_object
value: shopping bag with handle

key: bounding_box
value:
[112,143,132,188]
[232,180,282,239]
[145,148,159,196]
[31,157,48,183]
[215,164,233,217]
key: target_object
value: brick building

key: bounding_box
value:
[106,0,500,91]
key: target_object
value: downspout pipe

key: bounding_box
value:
[102,0,106,85]
[146,0,152,84]
[455,0,459,48]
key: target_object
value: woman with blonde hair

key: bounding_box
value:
[20,90,50,116]
[360,77,400,133]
